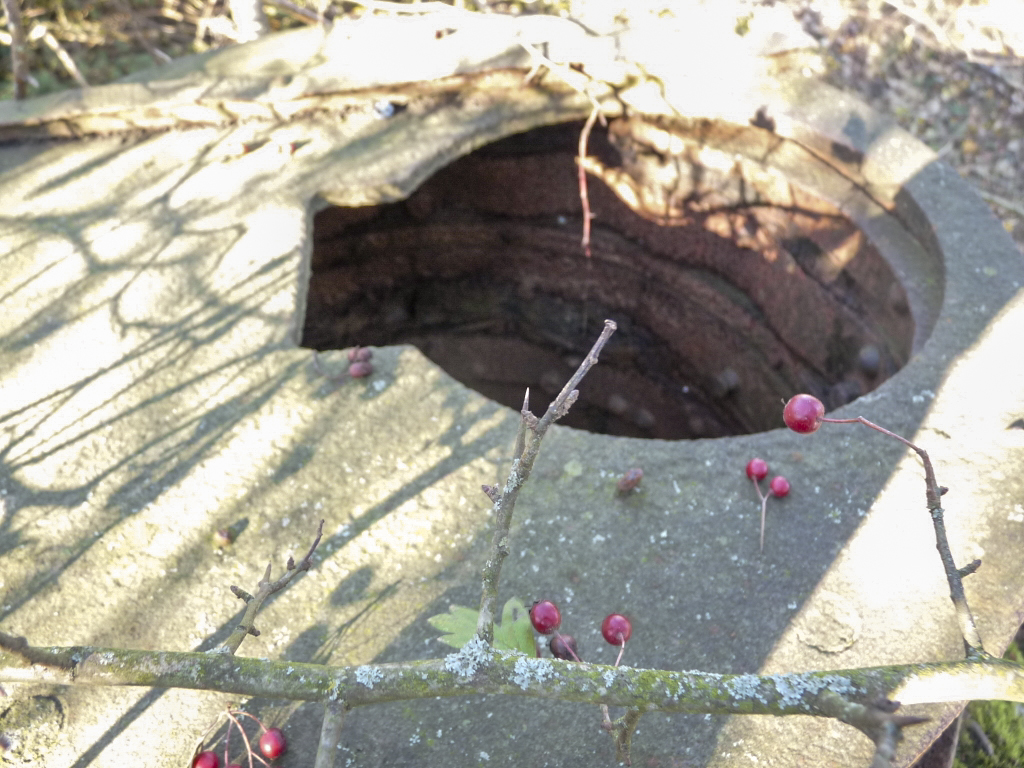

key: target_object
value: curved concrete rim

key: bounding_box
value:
[0,11,1021,768]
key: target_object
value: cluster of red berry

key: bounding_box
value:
[529,600,633,667]
[742,394,831,550]
[192,722,286,768]
[744,457,790,552]
[347,346,374,378]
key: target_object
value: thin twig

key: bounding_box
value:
[341,0,464,14]
[822,415,987,656]
[578,105,602,258]
[219,519,325,654]
[1,0,29,98]
[266,0,322,24]
[613,707,642,766]
[882,0,955,51]
[979,190,1024,219]
[36,26,89,87]
[475,320,617,643]
[515,40,609,260]
[816,689,928,768]
[314,700,346,768]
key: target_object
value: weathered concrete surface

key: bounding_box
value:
[0,9,1022,768]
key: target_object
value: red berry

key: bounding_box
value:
[348,361,374,378]
[549,634,580,661]
[601,613,632,646]
[259,728,287,759]
[616,468,643,492]
[529,600,562,635]
[745,458,768,481]
[347,346,373,362]
[193,752,219,768]
[783,394,825,434]
[770,476,791,497]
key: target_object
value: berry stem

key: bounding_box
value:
[223,709,258,766]
[749,476,770,553]
[753,481,770,552]
[475,321,617,645]
[613,638,626,668]
[821,415,920,453]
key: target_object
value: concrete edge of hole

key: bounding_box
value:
[0,12,1020,768]
[636,71,1024,768]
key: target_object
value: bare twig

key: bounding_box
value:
[1,0,29,98]
[341,0,464,14]
[314,700,347,768]
[822,414,987,657]
[614,708,642,766]
[882,0,955,51]
[578,105,602,258]
[266,0,323,25]
[35,25,89,87]
[475,320,617,643]
[979,190,1024,219]
[515,40,611,260]
[816,689,928,768]
[0,631,75,669]
[110,0,171,66]
[219,519,325,654]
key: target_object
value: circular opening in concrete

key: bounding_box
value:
[302,121,913,439]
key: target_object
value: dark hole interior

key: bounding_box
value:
[301,120,913,439]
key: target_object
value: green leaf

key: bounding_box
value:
[427,604,479,650]
[494,597,537,656]
[427,597,536,656]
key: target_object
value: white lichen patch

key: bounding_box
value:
[512,656,555,690]
[355,665,384,689]
[769,673,860,709]
[495,648,527,660]
[444,636,492,678]
[725,674,767,704]
[602,669,617,688]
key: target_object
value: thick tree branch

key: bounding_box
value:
[3,638,1023,719]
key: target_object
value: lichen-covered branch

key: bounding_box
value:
[4,635,1024,722]
[476,320,617,643]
